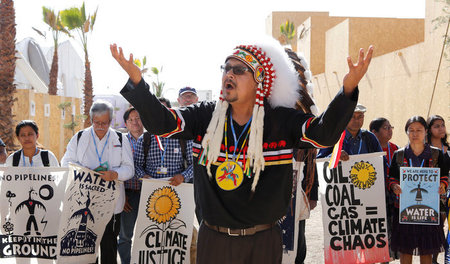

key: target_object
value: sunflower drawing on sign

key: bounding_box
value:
[140,186,186,263]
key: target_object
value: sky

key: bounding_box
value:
[14,0,426,101]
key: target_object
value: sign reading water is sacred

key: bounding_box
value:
[130,179,195,264]
[399,167,440,225]
[56,163,119,264]
[0,166,68,264]
[317,152,389,264]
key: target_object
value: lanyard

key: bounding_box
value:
[160,138,168,166]
[91,129,110,166]
[22,148,38,167]
[409,158,425,168]
[347,138,362,155]
[229,112,252,159]
[356,139,362,155]
[442,143,445,152]
[127,134,137,153]
[385,143,392,167]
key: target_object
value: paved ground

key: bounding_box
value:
[304,201,446,264]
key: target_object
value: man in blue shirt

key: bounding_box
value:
[317,103,382,159]
[118,107,144,264]
[134,98,194,185]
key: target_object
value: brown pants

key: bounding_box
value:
[197,223,282,264]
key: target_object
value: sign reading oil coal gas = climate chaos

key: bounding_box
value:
[318,152,389,264]
[56,163,119,264]
[0,167,68,263]
[131,179,195,264]
[399,167,440,225]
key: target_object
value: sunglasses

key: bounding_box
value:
[220,64,251,75]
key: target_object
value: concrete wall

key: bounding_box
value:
[306,0,448,147]
[267,12,424,77]
[11,89,83,160]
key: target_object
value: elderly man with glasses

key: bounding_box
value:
[61,100,134,264]
[178,86,199,107]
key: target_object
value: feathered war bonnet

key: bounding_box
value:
[200,37,299,192]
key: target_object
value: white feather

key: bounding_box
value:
[253,37,299,109]
[304,70,312,81]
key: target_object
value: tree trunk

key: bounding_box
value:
[0,0,18,152]
[83,53,93,127]
[48,47,58,95]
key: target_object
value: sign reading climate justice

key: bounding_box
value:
[130,179,194,264]
[399,167,440,225]
[318,152,389,264]
[0,167,68,263]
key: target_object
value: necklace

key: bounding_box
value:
[215,114,251,190]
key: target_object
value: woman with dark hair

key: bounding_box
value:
[427,115,449,164]
[370,117,399,172]
[389,116,448,264]
[5,120,59,167]
[370,117,400,260]
[426,115,449,264]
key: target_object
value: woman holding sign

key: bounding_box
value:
[5,120,59,167]
[389,116,448,264]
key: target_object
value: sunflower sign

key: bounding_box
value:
[130,179,194,264]
[0,167,68,264]
[317,152,389,264]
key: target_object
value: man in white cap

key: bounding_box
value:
[110,38,373,263]
[318,103,383,160]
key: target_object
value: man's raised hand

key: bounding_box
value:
[343,46,374,96]
[110,43,142,86]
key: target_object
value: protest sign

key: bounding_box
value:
[318,152,389,264]
[0,167,68,263]
[56,163,119,264]
[130,179,194,264]
[399,167,440,225]
[281,161,305,263]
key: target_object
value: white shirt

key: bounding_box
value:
[5,149,60,167]
[61,126,134,214]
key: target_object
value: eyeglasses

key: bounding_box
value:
[382,125,394,130]
[220,64,251,75]
[93,121,110,127]
[180,93,197,100]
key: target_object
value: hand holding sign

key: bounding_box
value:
[391,184,402,195]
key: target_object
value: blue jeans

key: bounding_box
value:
[118,190,140,264]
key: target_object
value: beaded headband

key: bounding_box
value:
[226,45,276,106]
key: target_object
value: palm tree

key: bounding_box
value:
[280,20,296,47]
[61,2,97,127]
[0,0,18,152]
[134,56,165,97]
[33,7,70,95]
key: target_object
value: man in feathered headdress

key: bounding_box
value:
[111,37,373,263]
